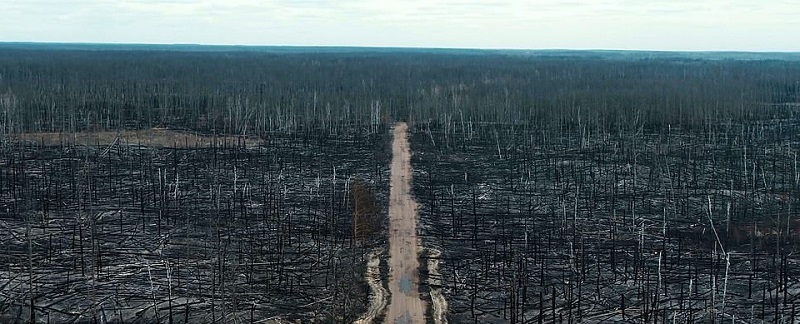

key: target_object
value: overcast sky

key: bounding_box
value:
[1,0,798,51]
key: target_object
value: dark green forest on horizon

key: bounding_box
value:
[1,44,799,136]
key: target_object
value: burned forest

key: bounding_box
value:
[1,44,800,323]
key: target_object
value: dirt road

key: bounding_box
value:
[385,122,426,324]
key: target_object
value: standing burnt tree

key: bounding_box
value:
[352,178,384,245]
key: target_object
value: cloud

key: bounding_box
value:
[0,0,798,50]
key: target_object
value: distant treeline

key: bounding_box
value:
[0,46,798,135]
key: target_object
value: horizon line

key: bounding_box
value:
[2,41,800,54]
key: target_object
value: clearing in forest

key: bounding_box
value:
[14,129,262,148]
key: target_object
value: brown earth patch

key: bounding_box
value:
[12,129,263,148]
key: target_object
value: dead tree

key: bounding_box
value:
[352,178,382,244]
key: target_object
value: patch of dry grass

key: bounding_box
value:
[13,129,263,148]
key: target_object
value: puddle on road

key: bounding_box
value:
[399,274,412,295]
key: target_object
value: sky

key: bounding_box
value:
[1,0,799,51]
